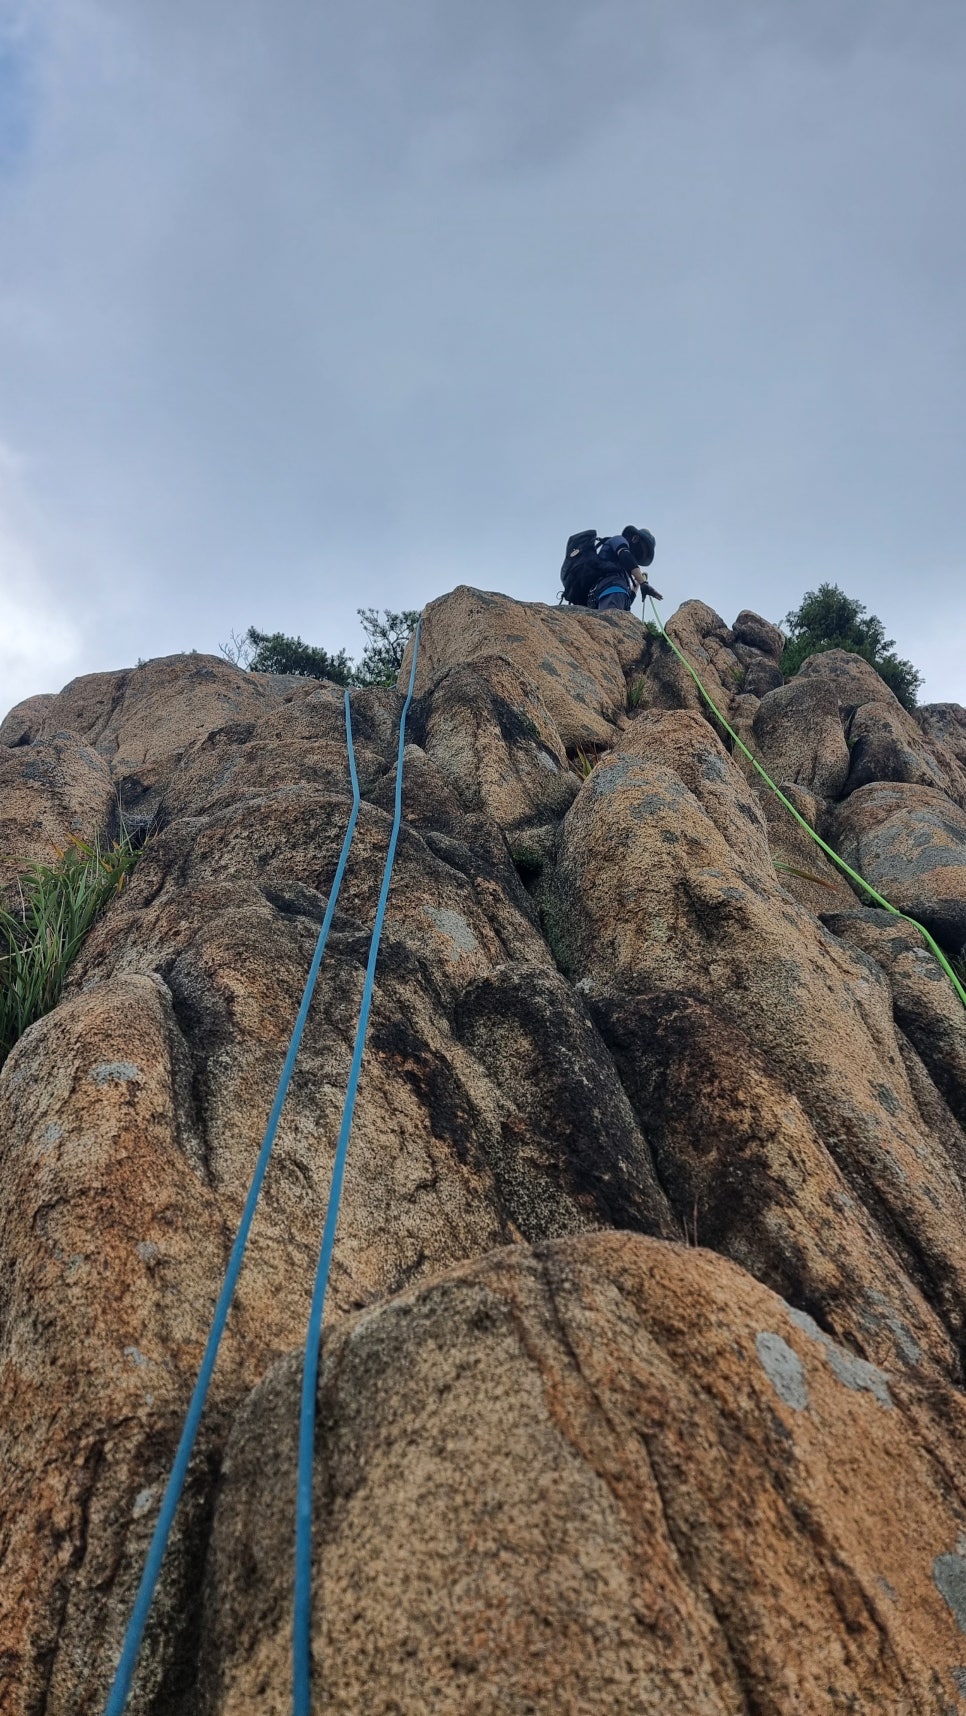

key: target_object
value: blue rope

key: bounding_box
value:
[292,619,422,1716]
[104,689,362,1716]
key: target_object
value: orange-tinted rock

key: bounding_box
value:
[751,676,851,797]
[402,584,646,747]
[415,653,578,827]
[0,735,116,891]
[201,1234,966,1716]
[0,692,55,747]
[823,906,966,1131]
[1,598,966,1714]
[830,782,966,948]
[554,710,966,1356]
[794,647,904,710]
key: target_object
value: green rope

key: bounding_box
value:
[646,596,966,1012]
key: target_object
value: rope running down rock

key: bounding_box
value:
[646,595,966,1012]
[293,619,422,1714]
[104,682,366,1715]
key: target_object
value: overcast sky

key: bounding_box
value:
[0,0,963,713]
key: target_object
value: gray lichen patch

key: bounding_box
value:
[420,906,481,963]
[788,1307,893,1409]
[934,1552,966,1637]
[755,1330,809,1411]
[89,1061,142,1085]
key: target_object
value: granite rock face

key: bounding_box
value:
[1,587,966,1715]
[202,1235,966,1716]
[829,783,966,948]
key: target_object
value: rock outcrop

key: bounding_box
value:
[1,588,966,1714]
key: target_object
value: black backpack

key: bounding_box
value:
[560,529,600,605]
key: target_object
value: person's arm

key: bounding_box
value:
[614,540,638,579]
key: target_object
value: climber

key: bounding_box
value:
[560,526,663,611]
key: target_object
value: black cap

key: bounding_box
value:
[622,526,655,566]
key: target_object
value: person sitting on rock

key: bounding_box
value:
[590,527,662,612]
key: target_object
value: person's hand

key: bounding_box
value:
[641,583,663,602]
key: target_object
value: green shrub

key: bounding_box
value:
[781,583,923,711]
[243,628,355,683]
[224,609,420,687]
[0,833,140,1068]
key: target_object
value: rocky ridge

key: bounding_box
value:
[1,586,966,1714]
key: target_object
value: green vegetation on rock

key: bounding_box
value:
[0,834,140,1068]
[781,583,923,711]
[225,609,419,688]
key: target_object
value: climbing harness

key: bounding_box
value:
[103,621,421,1715]
[646,596,966,1012]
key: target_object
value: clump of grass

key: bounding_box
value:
[772,858,840,894]
[571,744,604,779]
[0,833,140,1068]
[627,674,647,710]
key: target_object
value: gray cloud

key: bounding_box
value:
[0,0,963,707]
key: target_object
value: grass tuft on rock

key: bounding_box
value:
[0,834,140,1068]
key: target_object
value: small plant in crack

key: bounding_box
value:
[678,1195,700,1248]
[571,744,605,780]
[0,831,141,1068]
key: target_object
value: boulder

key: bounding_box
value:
[2,656,314,822]
[0,736,117,891]
[634,600,740,724]
[590,990,951,1374]
[401,586,646,748]
[742,655,784,698]
[829,783,966,949]
[751,677,851,798]
[414,654,579,828]
[553,710,966,1354]
[842,701,953,798]
[794,648,901,712]
[0,693,55,747]
[201,1233,966,1716]
[918,702,966,772]
[732,609,784,660]
[823,907,966,1133]
[915,703,966,809]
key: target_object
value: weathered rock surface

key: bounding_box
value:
[829,782,966,949]
[403,585,647,748]
[732,608,784,659]
[0,735,117,890]
[1,586,965,1714]
[823,907,966,1131]
[751,677,852,797]
[202,1236,966,1716]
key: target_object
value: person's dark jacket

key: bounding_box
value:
[595,534,640,582]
